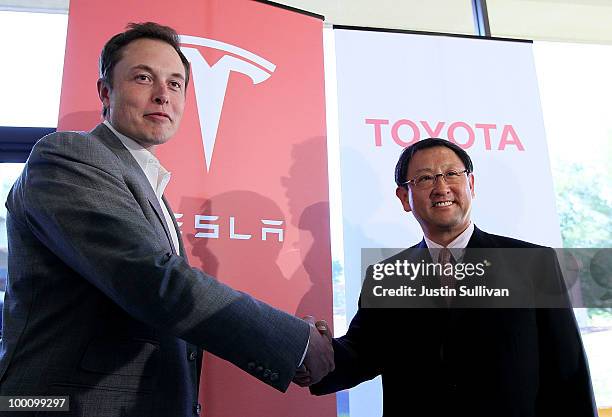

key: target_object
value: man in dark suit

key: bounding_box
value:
[307,138,596,417]
[0,22,333,417]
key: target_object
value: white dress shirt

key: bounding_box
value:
[103,120,180,254]
[424,221,475,262]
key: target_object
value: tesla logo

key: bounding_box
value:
[180,35,276,171]
[174,213,284,242]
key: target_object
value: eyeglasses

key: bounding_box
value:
[402,169,470,190]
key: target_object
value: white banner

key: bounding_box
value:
[332,28,561,417]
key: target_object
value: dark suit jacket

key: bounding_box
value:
[0,124,309,417]
[312,227,597,417]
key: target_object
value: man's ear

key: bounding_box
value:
[396,186,412,213]
[468,173,475,198]
[97,78,110,109]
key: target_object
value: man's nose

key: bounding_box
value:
[152,83,169,105]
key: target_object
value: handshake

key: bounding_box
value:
[293,316,335,387]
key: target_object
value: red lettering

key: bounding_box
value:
[447,122,475,149]
[391,119,420,147]
[364,117,525,152]
[365,118,389,146]
[475,123,496,150]
[499,125,525,151]
[420,121,445,138]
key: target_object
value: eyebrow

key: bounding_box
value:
[130,64,185,81]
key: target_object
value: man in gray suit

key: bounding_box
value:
[0,22,333,417]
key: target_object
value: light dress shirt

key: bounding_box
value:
[103,120,180,254]
[424,221,475,262]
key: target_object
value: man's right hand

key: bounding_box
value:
[294,316,334,386]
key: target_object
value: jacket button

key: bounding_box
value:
[270,373,279,381]
[247,362,256,371]
[194,403,202,415]
[263,369,271,378]
[188,351,197,361]
[255,365,264,374]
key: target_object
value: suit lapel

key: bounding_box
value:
[454,226,497,310]
[148,199,177,255]
[162,196,185,257]
[416,238,428,250]
[90,124,177,254]
[466,226,491,249]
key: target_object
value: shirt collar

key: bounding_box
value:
[424,222,474,261]
[103,120,171,198]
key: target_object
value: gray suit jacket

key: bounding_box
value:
[0,124,309,416]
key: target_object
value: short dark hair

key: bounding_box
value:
[394,138,474,187]
[99,22,190,117]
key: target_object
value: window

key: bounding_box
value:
[534,40,612,409]
[0,10,68,127]
[0,9,66,302]
[0,163,25,295]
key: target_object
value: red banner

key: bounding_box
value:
[59,1,334,416]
